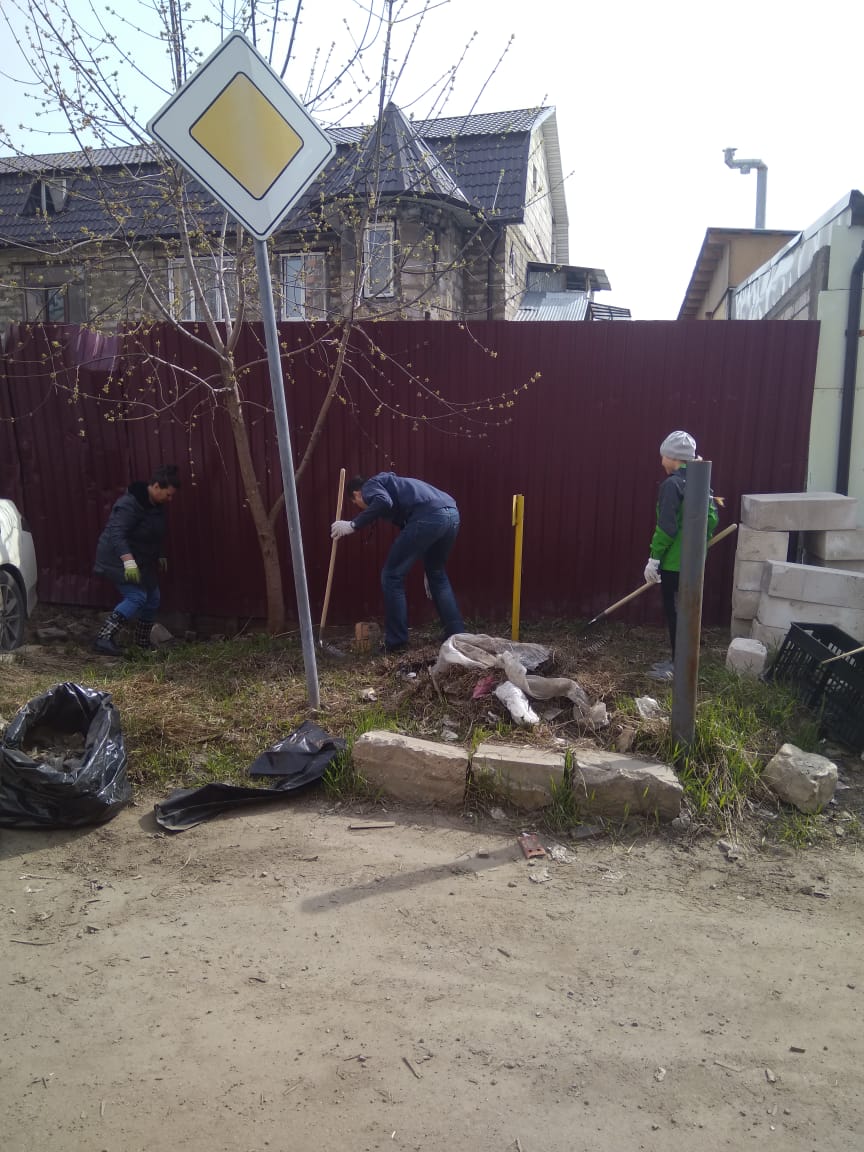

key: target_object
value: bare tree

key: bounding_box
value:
[0,0,544,632]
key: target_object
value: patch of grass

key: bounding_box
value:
[323,704,400,799]
[774,810,829,850]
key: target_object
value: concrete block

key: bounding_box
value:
[740,492,858,532]
[762,561,864,610]
[734,558,766,591]
[472,742,565,810]
[804,555,864,573]
[751,620,789,650]
[726,637,768,677]
[569,748,683,822]
[731,587,760,618]
[352,730,468,805]
[736,524,789,562]
[755,592,864,638]
[730,615,753,639]
[804,528,864,561]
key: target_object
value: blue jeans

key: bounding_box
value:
[113,582,161,623]
[381,507,464,647]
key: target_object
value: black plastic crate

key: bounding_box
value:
[767,623,864,750]
[821,654,864,750]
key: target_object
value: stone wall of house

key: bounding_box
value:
[462,225,505,320]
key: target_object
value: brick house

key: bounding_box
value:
[0,103,620,332]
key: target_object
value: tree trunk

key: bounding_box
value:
[221,362,286,634]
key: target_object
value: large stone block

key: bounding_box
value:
[762,560,864,609]
[731,587,760,618]
[740,492,858,532]
[762,743,837,813]
[805,553,864,573]
[804,528,864,561]
[569,749,682,822]
[734,558,766,591]
[472,742,565,810]
[736,524,790,562]
[730,615,753,639]
[755,592,864,638]
[751,620,788,650]
[352,730,468,805]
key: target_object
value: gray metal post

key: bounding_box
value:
[671,459,711,756]
[254,237,320,709]
[755,166,767,229]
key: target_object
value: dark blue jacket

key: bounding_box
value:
[351,473,457,531]
[93,482,168,589]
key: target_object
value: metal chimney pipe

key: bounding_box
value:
[723,148,768,229]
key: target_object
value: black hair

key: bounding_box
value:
[151,464,181,490]
[347,475,366,495]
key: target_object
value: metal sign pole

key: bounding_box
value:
[254,238,320,709]
[671,459,711,755]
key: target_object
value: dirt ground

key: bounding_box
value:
[2,793,862,1152]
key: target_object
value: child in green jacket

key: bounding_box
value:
[644,431,719,681]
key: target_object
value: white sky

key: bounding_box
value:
[2,0,863,318]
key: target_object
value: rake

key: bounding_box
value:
[318,467,347,657]
[578,522,739,652]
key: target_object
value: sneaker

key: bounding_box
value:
[651,660,674,673]
[93,636,123,657]
[646,666,674,682]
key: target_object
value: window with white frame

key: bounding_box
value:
[279,252,327,320]
[167,257,237,321]
[362,223,394,298]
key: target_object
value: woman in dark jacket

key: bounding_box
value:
[92,465,180,655]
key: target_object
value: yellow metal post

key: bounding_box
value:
[511,494,525,640]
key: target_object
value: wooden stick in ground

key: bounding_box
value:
[319,467,347,643]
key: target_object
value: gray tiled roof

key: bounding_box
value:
[0,104,548,247]
[513,292,591,322]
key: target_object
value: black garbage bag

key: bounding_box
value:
[0,682,131,828]
[154,720,346,832]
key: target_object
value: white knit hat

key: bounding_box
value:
[660,430,696,461]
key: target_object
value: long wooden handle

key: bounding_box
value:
[601,522,740,618]
[821,643,864,666]
[320,467,347,634]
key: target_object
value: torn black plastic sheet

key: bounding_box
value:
[154,721,346,832]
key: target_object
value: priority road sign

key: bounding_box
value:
[147,32,335,240]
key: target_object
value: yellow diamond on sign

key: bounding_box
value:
[190,74,304,200]
[148,33,334,239]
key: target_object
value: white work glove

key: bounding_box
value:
[644,558,661,584]
[331,520,355,539]
[423,574,432,600]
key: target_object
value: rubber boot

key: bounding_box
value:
[93,610,126,656]
[135,620,154,650]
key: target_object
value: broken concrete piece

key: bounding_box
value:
[472,742,565,810]
[726,637,768,677]
[762,743,838,814]
[569,749,683,821]
[352,730,468,805]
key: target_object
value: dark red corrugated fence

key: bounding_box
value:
[0,319,819,628]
